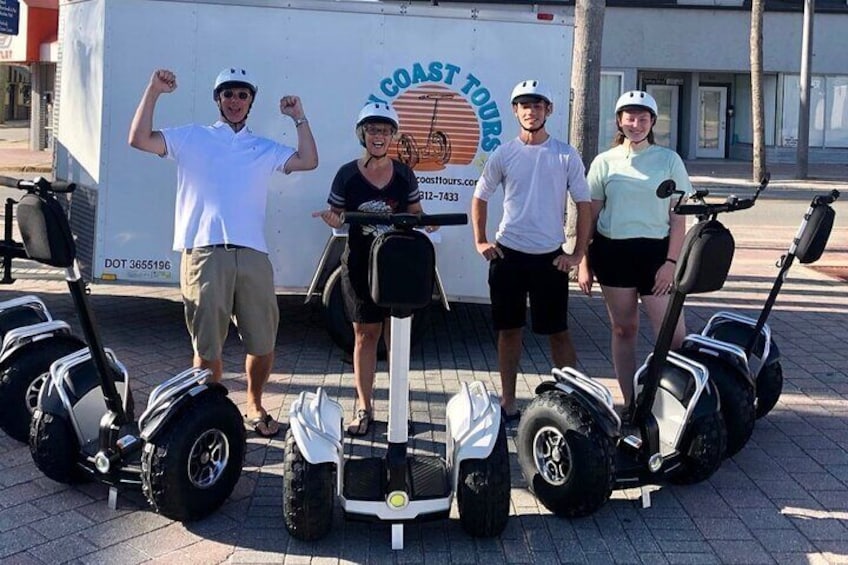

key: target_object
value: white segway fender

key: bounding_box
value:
[0,320,75,363]
[538,367,621,436]
[681,333,752,386]
[288,387,344,466]
[635,351,712,456]
[138,368,222,441]
[702,311,771,377]
[445,381,500,474]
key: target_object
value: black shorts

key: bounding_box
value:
[488,244,570,334]
[589,233,669,296]
[341,260,389,324]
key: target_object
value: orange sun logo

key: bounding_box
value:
[390,85,480,172]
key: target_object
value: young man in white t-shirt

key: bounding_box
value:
[128,67,318,437]
[471,79,592,422]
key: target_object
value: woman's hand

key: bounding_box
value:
[652,261,676,296]
[312,209,342,229]
[577,265,594,296]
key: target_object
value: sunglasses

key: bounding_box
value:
[364,125,394,136]
[221,90,251,100]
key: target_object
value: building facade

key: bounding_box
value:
[596,0,848,164]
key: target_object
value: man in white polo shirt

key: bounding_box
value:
[128,67,318,437]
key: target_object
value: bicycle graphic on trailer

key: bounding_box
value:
[397,92,454,168]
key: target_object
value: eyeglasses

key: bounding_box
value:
[221,90,251,100]
[364,125,394,136]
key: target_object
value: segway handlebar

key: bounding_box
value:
[341,211,468,228]
[0,175,77,194]
[813,189,840,206]
[657,172,769,219]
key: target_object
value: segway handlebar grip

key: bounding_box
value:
[0,175,20,189]
[0,175,77,194]
[813,189,840,206]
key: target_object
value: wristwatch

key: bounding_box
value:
[293,116,309,127]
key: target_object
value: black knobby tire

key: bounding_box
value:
[141,391,245,522]
[669,409,726,485]
[282,428,335,540]
[322,266,431,357]
[709,368,755,457]
[29,410,89,484]
[516,391,615,517]
[755,362,783,419]
[0,340,84,443]
[457,419,511,537]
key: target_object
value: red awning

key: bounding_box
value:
[0,2,59,64]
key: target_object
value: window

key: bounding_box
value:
[598,72,624,149]
[779,74,848,148]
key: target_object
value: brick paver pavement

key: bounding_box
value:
[0,235,846,563]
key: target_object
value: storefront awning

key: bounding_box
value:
[0,0,58,64]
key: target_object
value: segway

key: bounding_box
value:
[1,175,245,522]
[0,180,88,443]
[699,189,840,419]
[284,211,510,549]
[675,175,770,457]
[517,181,762,517]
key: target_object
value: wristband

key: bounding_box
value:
[293,116,309,127]
[665,258,677,265]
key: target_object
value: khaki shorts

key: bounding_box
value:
[180,246,279,360]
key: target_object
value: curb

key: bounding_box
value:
[0,165,54,174]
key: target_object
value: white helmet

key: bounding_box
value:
[356,102,399,145]
[213,67,258,98]
[510,80,553,105]
[356,102,399,129]
[615,90,658,116]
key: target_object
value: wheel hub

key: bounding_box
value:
[187,428,229,489]
[533,425,572,486]
[26,373,48,414]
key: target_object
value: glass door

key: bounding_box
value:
[646,84,679,150]
[697,86,727,158]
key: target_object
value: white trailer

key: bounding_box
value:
[54,0,575,347]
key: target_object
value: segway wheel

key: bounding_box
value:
[516,391,614,517]
[669,410,726,485]
[709,368,755,457]
[141,391,245,522]
[457,419,510,537]
[283,428,335,540]
[29,410,89,484]
[755,362,783,419]
[0,339,84,443]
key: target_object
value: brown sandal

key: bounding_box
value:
[346,409,372,437]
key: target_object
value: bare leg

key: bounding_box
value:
[352,321,383,413]
[642,295,687,348]
[600,286,641,405]
[549,329,577,369]
[245,352,274,417]
[194,355,223,383]
[498,327,523,414]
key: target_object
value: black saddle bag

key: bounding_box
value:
[16,192,76,268]
[369,230,435,311]
[796,204,835,264]
[675,219,734,295]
